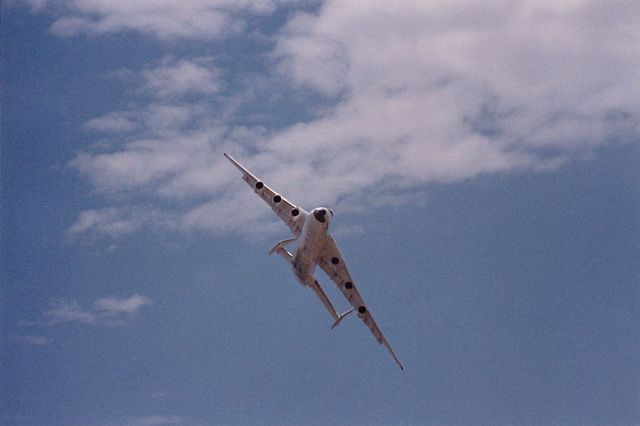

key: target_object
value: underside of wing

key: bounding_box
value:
[319,235,404,370]
[224,153,307,236]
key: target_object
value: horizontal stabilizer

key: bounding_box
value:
[331,308,355,329]
[268,238,297,256]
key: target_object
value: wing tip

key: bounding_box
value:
[224,152,249,175]
[392,353,404,371]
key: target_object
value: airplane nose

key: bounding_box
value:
[313,208,327,223]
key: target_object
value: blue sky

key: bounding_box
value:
[2,1,639,425]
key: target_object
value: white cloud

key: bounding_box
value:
[44,299,97,325]
[68,208,142,236]
[64,1,639,238]
[71,125,231,196]
[85,112,138,133]
[274,0,639,158]
[28,295,152,327]
[94,294,152,315]
[142,57,220,99]
[274,12,349,97]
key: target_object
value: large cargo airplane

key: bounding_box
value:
[224,153,403,370]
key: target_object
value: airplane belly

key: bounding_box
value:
[292,217,327,281]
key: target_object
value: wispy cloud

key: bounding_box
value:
[26,295,152,327]
[94,294,151,316]
[142,56,220,99]
[85,112,138,134]
[68,208,142,237]
[44,299,97,325]
[126,415,182,426]
[11,335,51,346]
[26,0,299,40]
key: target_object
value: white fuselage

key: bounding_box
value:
[292,207,331,284]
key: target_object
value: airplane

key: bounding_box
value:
[224,153,403,370]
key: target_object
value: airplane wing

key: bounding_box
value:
[319,235,404,370]
[224,153,307,236]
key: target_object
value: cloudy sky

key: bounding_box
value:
[3,1,639,425]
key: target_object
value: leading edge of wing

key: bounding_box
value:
[224,152,257,180]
